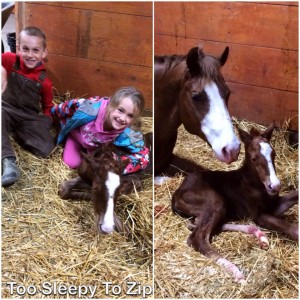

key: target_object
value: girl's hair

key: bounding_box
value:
[106,86,145,128]
[19,26,47,49]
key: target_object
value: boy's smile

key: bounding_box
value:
[17,33,47,69]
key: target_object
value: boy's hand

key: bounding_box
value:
[2,66,7,94]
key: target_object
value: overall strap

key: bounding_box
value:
[12,56,47,82]
[38,70,47,82]
[12,55,21,71]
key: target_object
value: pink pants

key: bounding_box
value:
[63,135,82,168]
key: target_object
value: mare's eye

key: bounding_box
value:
[191,93,202,101]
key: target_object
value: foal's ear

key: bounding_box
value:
[238,127,252,145]
[121,158,130,169]
[186,46,203,76]
[80,151,93,164]
[219,46,229,66]
[249,127,261,138]
[261,122,276,141]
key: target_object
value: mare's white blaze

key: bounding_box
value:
[202,82,240,163]
[259,142,281,192]
[101,171,120,234]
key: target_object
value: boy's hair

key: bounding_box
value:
[106,86,145,128]
[19,26,47,49]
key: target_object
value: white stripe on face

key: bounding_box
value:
[201,82,240,163]
[101,171,120,234]
[259,142,281,192]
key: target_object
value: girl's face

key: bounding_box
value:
[106,97,137,131]
[18,33,47,69]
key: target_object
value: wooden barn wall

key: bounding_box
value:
[154,1,298,130]
[16,1,153,112]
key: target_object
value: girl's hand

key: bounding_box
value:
[1,66,7,94]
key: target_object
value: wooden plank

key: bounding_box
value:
[256,2,298,6]
[31,1,152,16]
[22,3,152,67]
[154,35,298,92]
[228,82,298,130]
[155,2,298,50]
[46,55,152,110]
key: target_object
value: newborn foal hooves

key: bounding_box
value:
[58,181,70,199]
[114,214,131,236]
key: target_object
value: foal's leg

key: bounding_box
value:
[59,176,93,200]
[272,190,298,216]
[256,214,298,241]
[172,183,246,283]
[221,224,269,250]
[188,212,246,283]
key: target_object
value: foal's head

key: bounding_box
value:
[238,123,281,196]
[81,143,123,234]
[179,45,240,164]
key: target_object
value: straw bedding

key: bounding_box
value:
[1,117,153,299]
[154,118,298,299]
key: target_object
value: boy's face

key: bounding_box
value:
[17,33,47,69]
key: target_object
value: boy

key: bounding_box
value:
[1,26,55,187]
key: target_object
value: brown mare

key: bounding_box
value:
[172,123,298,282]
[154,45,241,176]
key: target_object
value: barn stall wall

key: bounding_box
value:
[154,1,298,130]
[16,1,153,113]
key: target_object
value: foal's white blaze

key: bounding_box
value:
[201,82,240,164]
[101,171,120,234]
[259,142,281,194]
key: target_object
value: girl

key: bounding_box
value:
[52,87,149,174]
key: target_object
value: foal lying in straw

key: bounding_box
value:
[172,123,298,283]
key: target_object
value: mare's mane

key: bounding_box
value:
[155,50,222,81]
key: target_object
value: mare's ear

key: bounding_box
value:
[219,46,229,66]
[261,122,275,141]
[186,45,203,76]
[238,127,252,146]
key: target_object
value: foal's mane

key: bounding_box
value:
[155,51,222,81]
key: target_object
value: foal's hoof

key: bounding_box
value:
[187,223,197,231]
[259,235,269,250]
[58,182,70,199]
[114,216,131,236]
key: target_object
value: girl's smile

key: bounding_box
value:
[105,97,136,131]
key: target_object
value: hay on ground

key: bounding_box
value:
[154,118,298,299]
[1,117,153,299]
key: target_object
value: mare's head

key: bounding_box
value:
[81,143,123,234]
[238,123,281,196]
[179,45,240,164]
